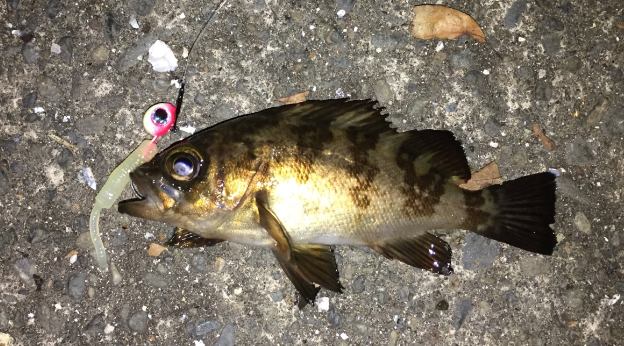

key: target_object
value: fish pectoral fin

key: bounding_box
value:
[371,233,453,276]
[256,190,343,307]
[255,190,293,258]
[273,249,320,309]
[164,227,225,248]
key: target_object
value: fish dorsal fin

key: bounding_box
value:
[255,190,343,308]
[283,100,471,183]
[164,228,225,248]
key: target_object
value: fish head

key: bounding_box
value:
[118,140,239,231]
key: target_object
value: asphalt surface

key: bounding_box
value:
[1,0,623,345]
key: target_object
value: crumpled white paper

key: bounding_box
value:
[148,40,178,72]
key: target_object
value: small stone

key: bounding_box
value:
[68,272,87,299]
[389,330,399,346]
[214,323,236,346]
[565,137,596,165]
[462,233,500,270]
[75,232,95,250]
[21,43,40,64]
[22,91,37,109]
[38,76,62,102]
[13,258,37,287]
[143,273,169,288]
[57,148,73,168]
[373,80,392,103]
[504,291,519,305]
[352,275,366,293]
[186,319,221,337]
[128,312,148,332]
[371,31,408,49]
[378,291,387,305]
[398,286,410,301]
[328,306,342,328]
[46,0,61,19]
[271,271,281,280]
[435,300,449,310]
[58,36,72,62]
[453,299,473,330]
[110,262,122,286]
[484,117,502,137]
[194,93,206,106]
[269,290,283,303]
[504,0,527,28]
[563,56,583,73]
[562,289,584,309]
[132,0,157,16]
[329,55,350,70]
[0,169,8,196]
[574,212,592,235]
[587,97,610,127]
[601,108,624,137]
[106,13,123,40]
[91,45,109,64]
[0,333,13,346]
[86,313,105,332]
[517,66,535,81]
[519,257,549,277]
[191,253,208,271]
[534,81,552,101]
[450,50,473,70]
[541,33,561,56]
[547,17,564,31]
[445,102,457,113]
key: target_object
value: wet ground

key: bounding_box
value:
[1,0,623,345]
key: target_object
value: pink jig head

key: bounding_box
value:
[143,103,177,143]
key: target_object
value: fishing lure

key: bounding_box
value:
[89,0,230,271]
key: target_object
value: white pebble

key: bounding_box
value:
[340,333,349,340]
[129,15,139,29]
[51,43,61,54]
[179,125,196,134]
[518,37,526,42]
[104,324,115,334]
[435,41,444,52]
[482,69,490,75]
[148,40,178,72]
[489,141,499,148]
[69,254,77,264]
[34,106,45,113]
[316,297,329,311]
[337,9,346,18]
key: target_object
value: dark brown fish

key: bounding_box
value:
[119,99,557,308]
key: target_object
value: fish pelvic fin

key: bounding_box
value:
[164,228,225,248]
[256,190,343,308]
[371,233,453,275]
[467,172,557,255]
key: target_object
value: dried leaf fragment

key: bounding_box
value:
[278,90,310,105]
[65,250,79,259]
[532,124,555,151]
[147,243,166,257]
[459,161,503,191]
[616,23,624,30]
[410,5,486,43]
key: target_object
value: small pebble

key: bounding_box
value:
[68,272,87,299]
[269,290,283,303]
[352,275,366,293]
[128,312,148,332]
[214,257,226,272]
[462,233,500,270]
[453,299,473,330]
[186,319,221,337]
[110,262,122,286]
[213,324,236,346]
[13,258,37,288]
[574,212,592,234]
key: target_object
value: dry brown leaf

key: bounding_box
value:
[278,90,310,105]
[459,161,503,191]
[214,257,226,272]
[147,243,166,257]
[616,23,624,30]
[65,250,79,259]
[532,124,555,151]
[410,5,486,43]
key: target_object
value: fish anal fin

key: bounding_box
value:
[292,245,344,294]
[164,228,224,248]
[371,233,453,275]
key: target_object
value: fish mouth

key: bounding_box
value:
[118,172,163,220]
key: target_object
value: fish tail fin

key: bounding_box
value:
[473,172,557,255]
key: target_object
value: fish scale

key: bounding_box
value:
[119,98,557,308]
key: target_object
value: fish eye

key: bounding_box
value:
[173,157,194,176]
[166,150,201,181]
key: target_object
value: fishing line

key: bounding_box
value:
[171,0,229,133]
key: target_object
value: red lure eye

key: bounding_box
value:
[143,103,176,137]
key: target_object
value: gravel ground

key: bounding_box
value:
[1,0,623,345]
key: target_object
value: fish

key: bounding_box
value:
[118,99,557,308]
